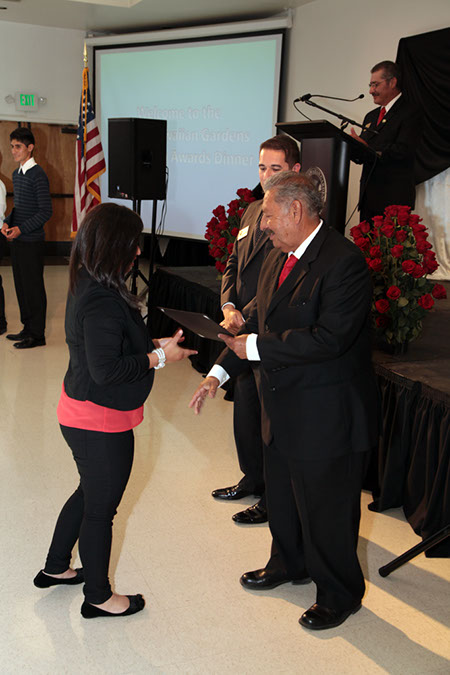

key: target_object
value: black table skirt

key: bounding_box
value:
[147,266,450,557]
[371,366,450,556]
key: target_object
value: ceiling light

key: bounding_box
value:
[70,0,143,7]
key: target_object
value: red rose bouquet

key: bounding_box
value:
[205,188,256,275]
[350,205,446,347]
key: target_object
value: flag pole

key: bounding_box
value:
[71,41,106,236]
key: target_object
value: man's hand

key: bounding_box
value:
[218,333,248,360]
[1,223,9,237]
[5,226,21,240]
[189,376,220,415]
[350,128,368,146]
[221,305,245,335]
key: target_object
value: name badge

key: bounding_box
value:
[237,226,249,241]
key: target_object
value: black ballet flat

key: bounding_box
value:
[81,594,145,619]
[33,568,84,588]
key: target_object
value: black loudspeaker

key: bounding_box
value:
[108,118,167,201]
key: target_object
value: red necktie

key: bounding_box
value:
[377,106,386,126]
[277,254,297,288]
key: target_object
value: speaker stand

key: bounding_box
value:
[127,198,160,299]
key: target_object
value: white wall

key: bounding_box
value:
[281,0,450,274]
[0,21,85,125]
[0,6,448,272]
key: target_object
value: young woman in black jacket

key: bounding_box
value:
[33,203,196,618]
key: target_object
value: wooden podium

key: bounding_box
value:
[277,120,376,233]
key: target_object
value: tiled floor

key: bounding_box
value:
[1,265,449,674]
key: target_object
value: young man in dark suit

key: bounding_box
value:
[351,60,422,223]
[190,172,378,630]
[213,135,300,525]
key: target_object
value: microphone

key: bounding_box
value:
[293,93,311,103]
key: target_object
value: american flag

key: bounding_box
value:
[72,66,106,235]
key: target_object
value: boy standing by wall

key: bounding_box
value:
[1,127,52,348]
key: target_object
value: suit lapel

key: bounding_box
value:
[266,225,329,318]
[242,210,266,270]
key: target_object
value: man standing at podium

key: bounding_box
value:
[351,60,422,223]
[213,135,300,525]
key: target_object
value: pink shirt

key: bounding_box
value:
[57,383,143,433]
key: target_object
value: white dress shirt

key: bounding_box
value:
[383,92,402,115]
[19,157,37,175]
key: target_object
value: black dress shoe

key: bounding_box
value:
[34,568,84,588]
[212,484,261,500]
[6,330,30,341]
[299,603,361,630]
[81,594,145,619]
[240,568,311,590]
[14,337,46,349]
[233,502,268,524]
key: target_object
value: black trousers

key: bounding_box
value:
[0,238,6,328]
[44,425,135,604]
[233,368,265,503]
[359,189,415,224]
[0,274,5,328]
[10,239,46,339]
[264,441,369,612]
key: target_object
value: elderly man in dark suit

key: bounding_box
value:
[190,171,378,630]
[351,60,422,223]
[213,135,300,525]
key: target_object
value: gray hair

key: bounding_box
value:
[264,171,323,217]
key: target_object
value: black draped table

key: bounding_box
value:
[147,266,450,556]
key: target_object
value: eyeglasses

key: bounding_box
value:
[369,77,392,89]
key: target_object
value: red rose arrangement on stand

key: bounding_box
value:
[350,205,447,348]
[205,188,256,276]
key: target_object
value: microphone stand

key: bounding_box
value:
[301,97,376,135]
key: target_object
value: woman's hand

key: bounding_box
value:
[148,329,197,368]
[153,333,185,349]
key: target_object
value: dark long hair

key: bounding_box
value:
[69,202,143,307]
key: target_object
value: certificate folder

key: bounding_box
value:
[158,307,233,342]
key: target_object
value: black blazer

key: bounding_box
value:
[359,96,423,218]
[63,267,154,411]
[218,226,379,460]
[220,200,272,317]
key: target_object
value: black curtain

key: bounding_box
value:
[396,27,450,185]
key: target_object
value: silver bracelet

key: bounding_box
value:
[152,347,166,370]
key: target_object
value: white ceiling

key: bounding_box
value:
[0,0,314,34]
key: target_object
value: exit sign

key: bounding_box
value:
[15,92,39,112]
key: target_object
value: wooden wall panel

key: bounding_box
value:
[0,121,76,242]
